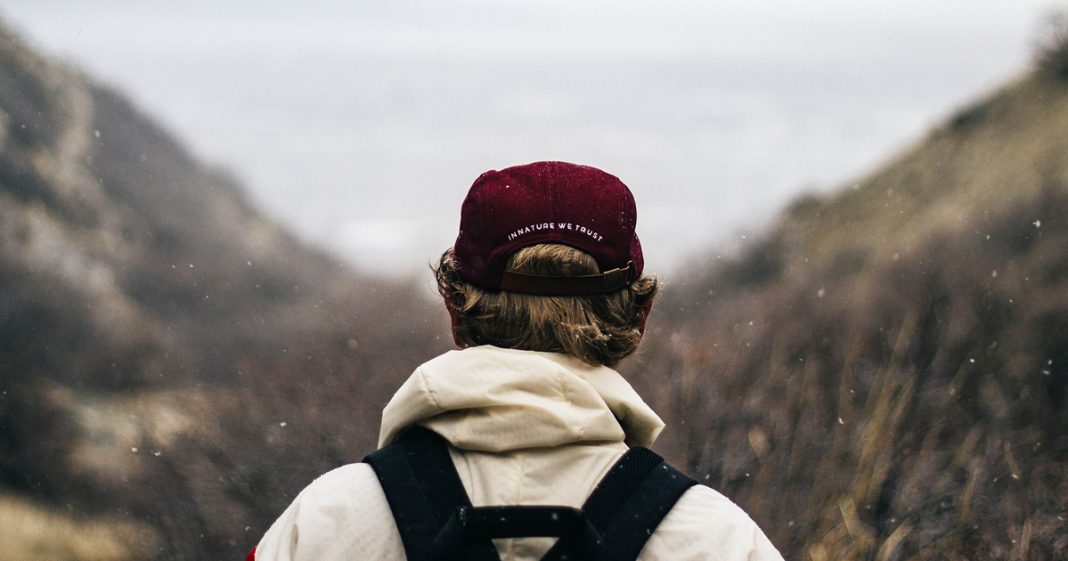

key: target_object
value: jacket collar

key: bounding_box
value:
[378,346,664,452]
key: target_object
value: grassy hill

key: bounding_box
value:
[0,20,448,560]
[781,73,1068,267]
[627,42,1068,561]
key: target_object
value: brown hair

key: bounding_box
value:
[434,244,660,366]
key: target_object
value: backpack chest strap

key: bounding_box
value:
[541,446,697,561]
[365,428,696,561]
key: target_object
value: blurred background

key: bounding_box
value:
[1,1,1066,560]
[4,0,1061,273]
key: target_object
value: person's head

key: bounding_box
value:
[434,161,660,366]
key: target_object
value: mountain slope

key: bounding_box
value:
[0,20,448,560]
[782,74,1068,267]
[629,58,1068,561]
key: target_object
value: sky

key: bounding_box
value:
[2,0,1063,276]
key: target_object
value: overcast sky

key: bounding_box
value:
[3,1,1063,276]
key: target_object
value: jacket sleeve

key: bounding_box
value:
[251,463,406,561]
[639,485,785,561]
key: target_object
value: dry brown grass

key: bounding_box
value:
[629,172,1068,561]
[619,70,1068,560]
[0,494,157,561]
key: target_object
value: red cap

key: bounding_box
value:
[453,161,644,294]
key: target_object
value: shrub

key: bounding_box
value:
[1035,10,1068,81]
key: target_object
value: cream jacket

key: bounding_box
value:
[254,346,784,561]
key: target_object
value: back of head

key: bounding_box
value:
[437,162,659,366]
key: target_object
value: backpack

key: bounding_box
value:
[363,427,696,561]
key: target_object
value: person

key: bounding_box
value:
[248,161,784,561]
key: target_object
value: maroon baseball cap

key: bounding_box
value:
[452,161,644,295]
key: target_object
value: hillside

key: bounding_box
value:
[782,74,1068,268]
[0,21,448,560]
[627,51,1068,560]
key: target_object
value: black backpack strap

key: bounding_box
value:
[363,427,499,561]
[366,430,696,561]
[543,447,697,561]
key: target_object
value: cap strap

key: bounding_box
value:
[498,262,633,296]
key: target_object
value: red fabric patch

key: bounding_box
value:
[245,545,256,561]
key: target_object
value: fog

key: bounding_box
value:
[3,0,1059,273]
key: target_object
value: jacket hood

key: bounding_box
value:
[378,346,664,452]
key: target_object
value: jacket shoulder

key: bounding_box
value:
[640,485,784,561]
[254,463,405,561]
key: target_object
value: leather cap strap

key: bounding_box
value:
[498,262,634,296]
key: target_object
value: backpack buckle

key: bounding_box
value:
[432,505,600,560]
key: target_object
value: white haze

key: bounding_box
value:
[3,0,1062,275]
